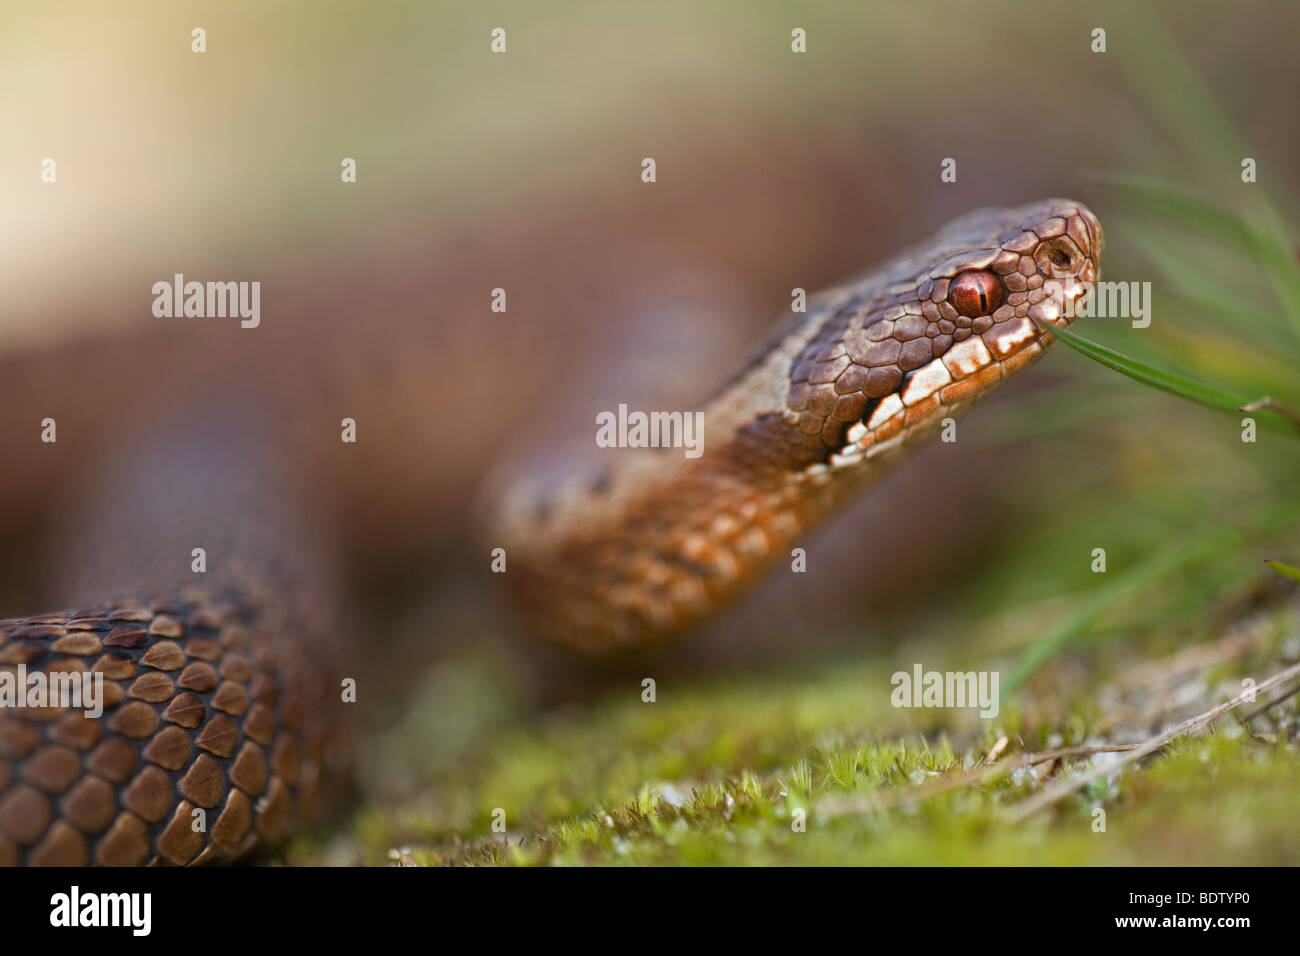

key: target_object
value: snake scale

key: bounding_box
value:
[0,198,1102,865]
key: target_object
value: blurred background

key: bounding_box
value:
[3,1,1298,863]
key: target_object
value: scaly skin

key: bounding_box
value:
[499,200,1102,652]
[0,200,1101,864]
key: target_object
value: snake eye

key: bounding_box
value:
[948,270,1005,318]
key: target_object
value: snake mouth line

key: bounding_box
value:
[0,200,1104,865]
[496,200,1103,655]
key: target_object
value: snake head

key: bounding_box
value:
[500,200,1106,652]
[926,196,1105,364]
[785,199,1103,464]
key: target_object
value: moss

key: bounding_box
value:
[285,592,1299,866]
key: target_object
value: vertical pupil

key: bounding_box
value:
[950,271,1004,318]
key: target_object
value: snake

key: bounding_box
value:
[0,198,1102,865]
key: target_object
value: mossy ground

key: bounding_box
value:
[288,170,1300,865]
[300,16,1300,864]
[288,586,1300,866]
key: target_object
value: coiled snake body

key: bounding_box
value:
[0,199,1102,865]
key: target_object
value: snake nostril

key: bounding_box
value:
[1047,247,1071,268]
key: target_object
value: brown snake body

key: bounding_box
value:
[503,199,1103,651]
[0,199,1102,865]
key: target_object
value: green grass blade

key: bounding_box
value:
[1264,559,1300,584]
[1005,498,1300,700]
[1041,322,1244,413]
[1042,321,1300,436]
[1133,231,1298,356]
[1002,526,1237,698]
[1091,173,1300,345]
[1091,172,1260,256]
